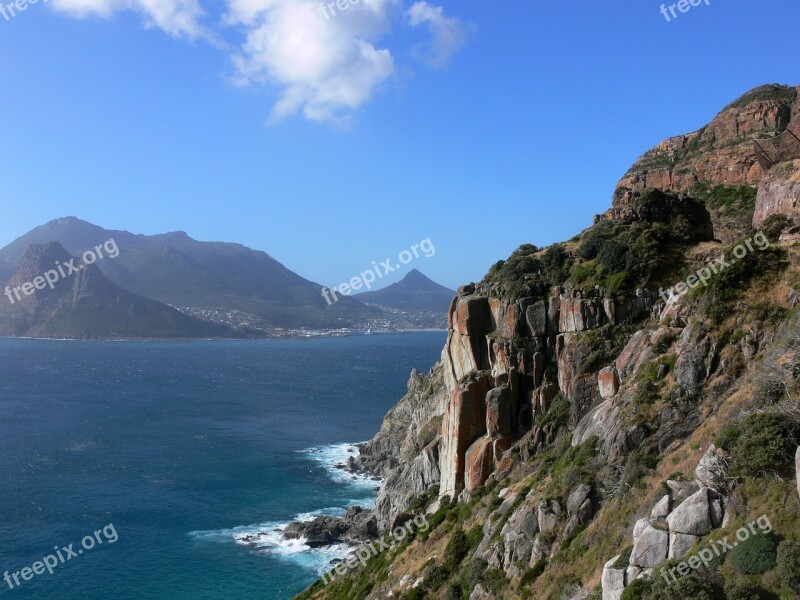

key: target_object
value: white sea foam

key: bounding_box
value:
[189,442,381,574]
[188,515,354,575]
[299,442,382,489]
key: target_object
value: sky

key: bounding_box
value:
[0,0,798,291]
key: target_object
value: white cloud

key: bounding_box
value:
[48,0,471,125]
[50,0,209,40]
[226,0,399,126]
[406,1,470,68]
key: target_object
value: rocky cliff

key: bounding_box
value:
[296,84,800,600]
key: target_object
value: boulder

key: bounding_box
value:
[537,499,562,534]
[669,532,699,560]
[630,525,669,568]
[602,556,626,600]
[666,480,701,503]
[567,484,593,517]
[651,495,671,519]
[598,366,620,399]
[666,488,712,536]
[559,298,605,332]
[470,584,495,600]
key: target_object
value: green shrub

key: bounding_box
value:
[459,559,487,593]
[723,580,765,600]
[620,578,652,600]
[715,422,741,451]
[730,413,795,477]
[613,546,633,569]
[729,533,778,574]
[443,529,468,571]
[761,213,793,242]
[519,558,547,589]
[540,392,569,427]
[666,575,717,600]
[465,525,484,553]
[776,540,800,592]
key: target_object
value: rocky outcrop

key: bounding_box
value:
[358,364,448,528]
[280,507,378,547]
[615,85,799,196]
[753,159,800,237]
[600,447,730,599]
[437,282,663,498]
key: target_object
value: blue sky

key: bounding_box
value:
[0,0,798,290]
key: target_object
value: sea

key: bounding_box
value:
[0,332,446,599]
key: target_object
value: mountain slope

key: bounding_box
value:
[0,218,381,328]
[355,269,455,313]
[0,242,240,339]
[295,84,800,600]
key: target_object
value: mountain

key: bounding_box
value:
[354,269,455,326]
[609,83,800,243]
[295,84,800,600]
[0,218,381,329]
[0,242,239,339]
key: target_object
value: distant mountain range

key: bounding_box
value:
[355,269,455,323]
[0,218,454,338]
[0,242,239,339]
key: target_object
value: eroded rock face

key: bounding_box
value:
[753,159,800,231]
[439,375,490,497]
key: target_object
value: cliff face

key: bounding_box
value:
[753,159,800,237]
[615,84,799,196]
[438,287,659,499]
[298,85,800,600]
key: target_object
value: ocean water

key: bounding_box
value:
[0,333,445,599]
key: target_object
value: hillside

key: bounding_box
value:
[292,84,800,600]
[0,218,381,329]
[0,242,239,339]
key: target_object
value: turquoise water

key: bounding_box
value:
[0,333,445,599]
